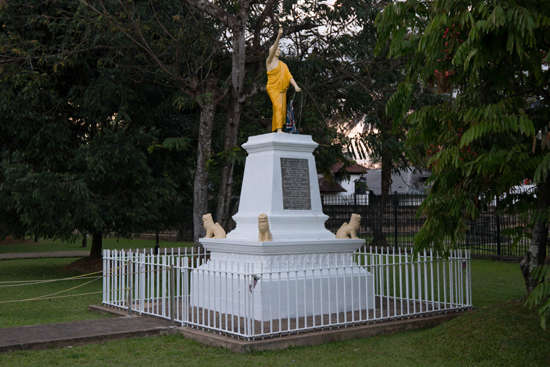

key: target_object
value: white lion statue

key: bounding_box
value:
[258,213,273,242]
[336,213,361,239]
[202,213,226,239]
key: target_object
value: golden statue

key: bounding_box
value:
[266,28,301,133]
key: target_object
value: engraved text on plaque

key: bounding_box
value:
[281,158,311,210]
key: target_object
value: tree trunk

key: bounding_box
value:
[216,94,241,230]
[193,89,217,249]
[90,232,103,259]
[215,20,248,231]
[180,2,253,233]
[520,178,550,292]
[370,145,391,247]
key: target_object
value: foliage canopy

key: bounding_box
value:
[0,0,191,254]
[376,0,550,327]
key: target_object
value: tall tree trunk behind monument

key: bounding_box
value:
[216,94,241,230]
[90,232,103,259]
[520,178,550,292]
[215,20,248,231]
[371,145,391,247]
[193,87,217,248]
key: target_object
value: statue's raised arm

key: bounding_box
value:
[266,27,301,133]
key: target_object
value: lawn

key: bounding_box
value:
[0,258,112,328]
[0,237,194,254]
[0,258,548,366]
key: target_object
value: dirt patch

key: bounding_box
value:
[63,257,103,274]
[0,236,35,245]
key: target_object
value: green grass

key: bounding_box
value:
[0,258,111,328]
[0,237,194,254]
[471,259,526,306]
[467,243,528,257]
[0,258,547,366]
[0,301,548,366]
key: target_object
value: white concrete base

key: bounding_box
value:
[190,253,375,321]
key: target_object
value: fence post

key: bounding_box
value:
[170,265,175,327]
[127,261,133,317]
[354,193,357,214]
[496,197,501,255]
[102,250,107,305]
[139,254,145,314]
[393,191,398,251]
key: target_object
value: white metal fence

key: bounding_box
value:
[103,247,472,340]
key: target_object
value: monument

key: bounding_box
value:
[191,133,374,321]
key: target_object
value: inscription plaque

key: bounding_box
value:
[281,158,311,210]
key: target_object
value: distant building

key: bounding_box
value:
[317,175,347,194]
[319,162,431,196]
[318,162,368,196]
[364,168,431,195]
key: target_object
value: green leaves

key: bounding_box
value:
[162,137,191,152]
[386,82,414,124]
[376,0,550,273]
[487,5,506,29]
[0,0,192,243]
[525,265,550,330]
[459,103,535,147]
[533,152,550,183]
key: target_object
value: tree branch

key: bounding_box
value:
[150,0,178,42]
[239,80,265,103]
[180,0,237,28]
[83,0,192,92]
[298,82,327,125]
[257,20,319,55]
[253,0,278,49]
[242,111,271,130]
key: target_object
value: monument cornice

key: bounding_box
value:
[242,133,318,154]
[200,238,365,255]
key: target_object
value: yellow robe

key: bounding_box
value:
[266,61,293,131]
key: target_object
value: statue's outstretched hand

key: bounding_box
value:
[278,28,283,37]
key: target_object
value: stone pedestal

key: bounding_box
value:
[192,133,373,321]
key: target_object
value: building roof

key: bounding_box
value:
[318,175,347,193]
[331,162,368,174]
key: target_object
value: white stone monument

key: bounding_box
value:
[192,133,374,321]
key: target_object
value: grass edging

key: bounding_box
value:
[177,311,469,353]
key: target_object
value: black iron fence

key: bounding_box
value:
[322,193,541,257]
[323,193,425,249]
[463,209,533,256]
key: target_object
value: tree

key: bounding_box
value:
[343,1,421,246]
[81,0,230,247]
[376,0,550,326]
[0,0,188,257]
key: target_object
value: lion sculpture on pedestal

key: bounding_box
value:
[202,213,226,239]
[336,213,361,239]
[258,213,273,242]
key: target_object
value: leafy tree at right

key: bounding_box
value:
[376,0,550,327]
